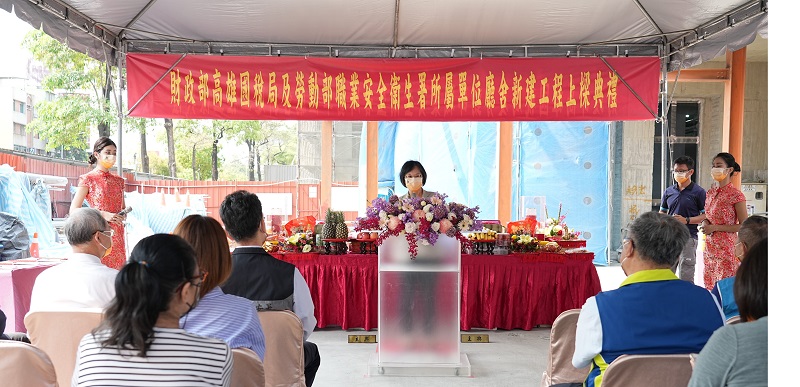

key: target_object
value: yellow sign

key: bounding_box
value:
[347,334,377,343]
[461,334,490,343]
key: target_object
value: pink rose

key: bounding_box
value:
[439,219,453,234]
[413,209,426,221]
[387,216,401,231]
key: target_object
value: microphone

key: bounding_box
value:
[118,206,133,216]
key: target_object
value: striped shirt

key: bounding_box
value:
[72,327,233,386]
[180,286,266,360]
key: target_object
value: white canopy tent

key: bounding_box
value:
[1,0,767,70]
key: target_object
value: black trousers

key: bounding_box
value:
[303,340,321,387]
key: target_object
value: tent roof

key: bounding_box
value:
[1,0,767,70]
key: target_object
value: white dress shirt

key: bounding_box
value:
[292,268,317,341]
[28,252,118,313]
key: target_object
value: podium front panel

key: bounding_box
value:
[378,235,461,365]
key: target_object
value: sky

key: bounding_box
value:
[0,8,33,77]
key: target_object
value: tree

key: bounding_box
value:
[22,30,115,150]
[230,121,263,181]
[259,121,298,166]
[210,120,238,181]
[126,117,154,173]
[173,120,214,180]
[164,118,177,177]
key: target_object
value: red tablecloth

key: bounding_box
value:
[277,252,601,331]
[0,260,61,334]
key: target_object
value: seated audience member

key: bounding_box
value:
[72,234,233,386]
[559,212,724,387]
[688,238,768,387]
[29,208,117,312]
[711,215,767,320]
[219,190,321,387]
[174,215,266,361]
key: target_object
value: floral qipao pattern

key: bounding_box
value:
[703,183,746,290]
[79,169,126,269]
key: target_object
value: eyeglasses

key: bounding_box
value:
[622,238,635,248]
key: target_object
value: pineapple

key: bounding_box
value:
[335,212,348,239]
[322,208,336,239]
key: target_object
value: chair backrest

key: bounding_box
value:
[540,308,590,387]
[232,347,266,387]
[726,315,742,325]
[257,310,306,387]
[24,310,104,387]
[601,354,694,387]
[0,340,58,387]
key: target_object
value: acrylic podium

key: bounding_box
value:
[369,234,471,377]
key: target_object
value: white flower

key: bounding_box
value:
[420,239,430,246]
[379,210,388,222]
[463,214,471,221]
[420,200,427,207]
[423,204,432,213]
[431,222,440,232]
[448,212,457,220]
[458,220,471,231]
[431,196,442,205]
[405,222,418,234]
[426,213,434,222]
[302,244,312,253]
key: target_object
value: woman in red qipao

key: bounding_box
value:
[698,152,748,290]
[70,137,128,270]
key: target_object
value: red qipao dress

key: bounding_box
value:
[78,169,126,270]
[702,183,746,290]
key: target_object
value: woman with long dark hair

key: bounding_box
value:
[73,234,233,386]
[70,136,127,270]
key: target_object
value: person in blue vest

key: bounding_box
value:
[567,211,725,387]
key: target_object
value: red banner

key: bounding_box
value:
[127,54,660,121]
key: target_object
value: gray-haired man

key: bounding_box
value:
[29,208,118,312]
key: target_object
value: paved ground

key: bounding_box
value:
[309,264,627,387]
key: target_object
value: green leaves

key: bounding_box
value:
[22,29,115,148]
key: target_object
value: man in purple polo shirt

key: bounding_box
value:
[659,155,706,283]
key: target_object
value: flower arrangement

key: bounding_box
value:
[537,203,581,240]
[510,231,540,253]
[355,193,481,259]
[283,232,315,253]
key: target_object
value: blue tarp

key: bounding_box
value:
[513,122,610,264]
[0,164,58,248]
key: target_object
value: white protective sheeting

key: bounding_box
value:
[0,0,766,70]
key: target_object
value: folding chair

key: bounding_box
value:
[258,310,306,387]
[24,310,104,387]
[232,347,266,387]
[540,308,590,387]
[601,354,694,387]
[0,340,58,387]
